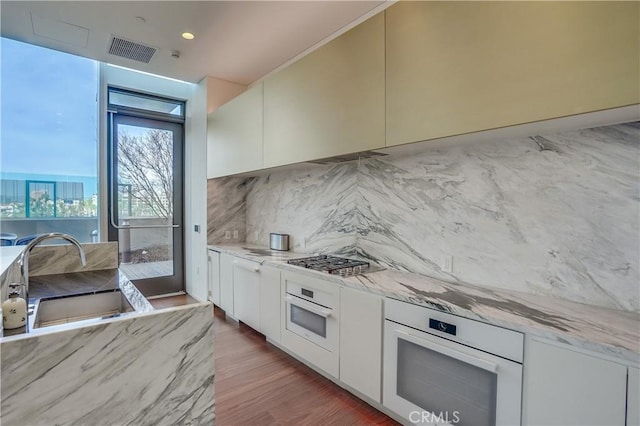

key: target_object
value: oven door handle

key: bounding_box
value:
[397,329,498,373]
[285,295,332,318]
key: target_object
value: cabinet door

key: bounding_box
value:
[263,13,385,168]
[219,253,234,316]
[232,258,261,331]
[259,264,281,343]
[628,367,639,426]
[339,287,383,403]
[207,83,263,178]
[385,1,640,147]
[523,338,627,426]
[207,250,221,306]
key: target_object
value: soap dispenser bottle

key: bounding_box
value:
[2,284,27,330]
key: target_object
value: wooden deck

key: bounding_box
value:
[119,260,173,280]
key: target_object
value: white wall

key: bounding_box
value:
[99,64,208,301]
[184,77,209,301]
[206,77,246,114]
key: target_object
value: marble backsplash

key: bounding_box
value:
[207,177,247,244]
[28,241,118,276]
[208,122,640,312]
[0,242,119,302]
[245,164,359,256]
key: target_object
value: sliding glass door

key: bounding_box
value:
[107,91,184,296]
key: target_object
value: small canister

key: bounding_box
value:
[270,233,290,251]
[2,284,27,330]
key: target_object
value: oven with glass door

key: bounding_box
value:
[384,298,524,426]
[281,271,340,378]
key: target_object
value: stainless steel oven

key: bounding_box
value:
[384,298,524,426]
[281,271,339,377]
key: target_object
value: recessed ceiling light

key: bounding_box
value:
[182,32,195,40]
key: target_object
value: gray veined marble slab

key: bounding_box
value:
[209,242,640,364]
[1,303,215,426]
[207,177,247,244]
[207,243,305,264]
[228,121,639,312]
[28,242,119,277]
[245,163,359,256]
[344,269,640,364]
[357,123,640,312]
[0,242,119,304]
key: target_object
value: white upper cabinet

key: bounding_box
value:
[385,1,640,147]
[207,83,263,178]
[263,13,385,168]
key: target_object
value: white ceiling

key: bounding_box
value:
[0,1,386,85]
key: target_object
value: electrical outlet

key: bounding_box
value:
[194,224,200,233]
[225,231,231,239]
[442,255,453,273]
[233,230,239,239]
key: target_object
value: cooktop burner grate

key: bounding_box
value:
[287,255,370,276]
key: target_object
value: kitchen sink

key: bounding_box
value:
[32,289,134,329]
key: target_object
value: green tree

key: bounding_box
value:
[30,192,54,217]
[118,129,173,219]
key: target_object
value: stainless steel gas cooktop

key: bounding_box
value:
[287,255,370,276]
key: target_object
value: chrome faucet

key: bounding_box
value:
[18,233,87,332]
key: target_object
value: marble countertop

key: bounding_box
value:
[209,243,640,364]
[0,246,23,276]
[29,268,153,311]
[2,268,154,339]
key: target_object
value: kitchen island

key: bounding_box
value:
[0,244,215,425]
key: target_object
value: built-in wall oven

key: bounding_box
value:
[281,270,340,378]
[384,298,524,426]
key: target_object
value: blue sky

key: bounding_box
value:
[0,37,98,177]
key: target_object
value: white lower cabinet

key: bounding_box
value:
[219,253,235,316]
[207,249,220,306]
[210,251,638,426]
[523,338,628,426]
[339,287,382,403]
[218,253,280,342]
[232,258,261,331]
[628,367,639,426]
[259,265,281,344]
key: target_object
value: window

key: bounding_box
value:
[0,38,99,243]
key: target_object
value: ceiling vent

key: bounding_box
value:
[307,150,388,165]
[108,36,156,63]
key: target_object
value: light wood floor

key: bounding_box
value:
[214,307,398,426]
